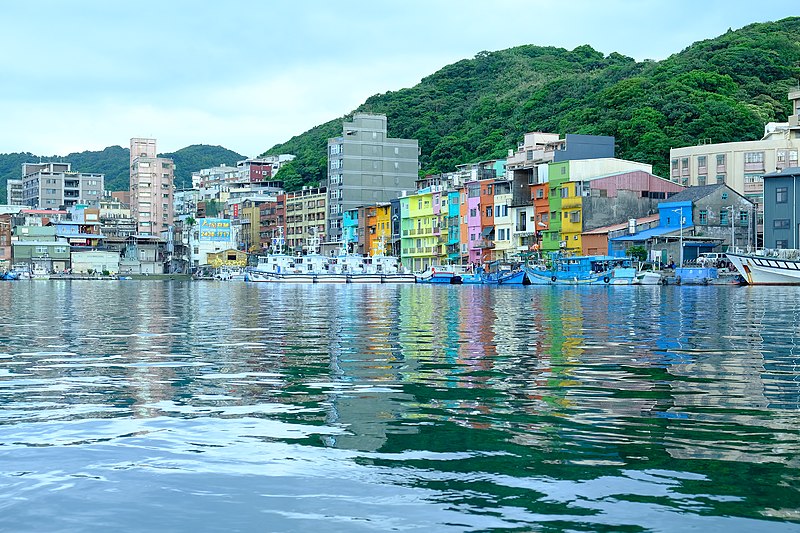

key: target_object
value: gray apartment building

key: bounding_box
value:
[21,162,104,209]
[326,113,418,243]
[762,166,800,249]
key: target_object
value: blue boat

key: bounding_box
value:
[524,254,637,285]
[456,264,529,285]
[1,271,20,281]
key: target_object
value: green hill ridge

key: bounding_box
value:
[2,17,799,202]
[264,17,800,188]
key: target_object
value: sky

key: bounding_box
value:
[1,0,797,158]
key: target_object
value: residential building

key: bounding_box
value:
[669,89,800,231]
[400,187,441,271]
[6,178,23,205]
[326,113,419,243]
[260,195,284,252]
[541,158,654,254]
[762,166,800,249]
[129,137,174,236]
[284,186,327,252]
[0,214,12,269]
[445,190,461,263]
[236,155,294,185]
[21,162,104,209]
[506,133,615,252]
[366,203,392,256]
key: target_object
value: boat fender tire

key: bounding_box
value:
[603,276,610,284]
[660,277,668,286]
[551,275,557,282]
[675,276,681,285]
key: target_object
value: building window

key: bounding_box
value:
[716,174,726,184]
[697,155,707,174]
[739,211,748,225]
[699,210,708,224]
[569,212,580,223]
[774,219,790,229]
[486,206,493,217]
[720,209,729,225]
[744,151,765,172]
[776,240,789,249]
[775,187,789,204]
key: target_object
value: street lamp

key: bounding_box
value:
[671,207,685,267]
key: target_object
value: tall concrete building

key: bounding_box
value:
[129,138,174,236]
[20,162,103,209]
[326,113,418,243]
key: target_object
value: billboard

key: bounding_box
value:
[198,218,232,242]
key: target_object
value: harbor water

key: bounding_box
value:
[1,281,799,532]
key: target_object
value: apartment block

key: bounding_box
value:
[129,138,174,236]
[327,113,419,243]
[21,162,104,209]
[284,186,327,252]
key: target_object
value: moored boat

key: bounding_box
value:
[727,251,800,285]
[416,266,462,284]
[524,254,637,285]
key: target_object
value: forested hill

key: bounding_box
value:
[264,17,800,189]
[0,144,244,202]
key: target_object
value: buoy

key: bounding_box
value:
[603,276,610,283]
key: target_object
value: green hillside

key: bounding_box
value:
[0,144,244,202]
[264,17,800,188]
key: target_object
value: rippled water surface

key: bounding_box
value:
[1,281,800,532]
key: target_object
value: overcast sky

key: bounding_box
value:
[1,0,797,157]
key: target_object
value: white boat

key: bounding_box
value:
[634,271,663,285]
[727,251,800,284]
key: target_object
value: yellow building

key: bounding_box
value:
[366,203,392,255]
[239,200,263,253]
[207,248,248,268]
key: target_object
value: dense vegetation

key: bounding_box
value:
[3,18,799,201]
[265,17,800,188]
[0,144,244,202]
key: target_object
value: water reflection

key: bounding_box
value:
[1,282,799,530]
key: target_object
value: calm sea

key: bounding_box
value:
[1,281,799,532]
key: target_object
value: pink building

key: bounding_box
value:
[129,138,174,236]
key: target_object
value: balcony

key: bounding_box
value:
[561,197,582,209]
[475,239,495,249]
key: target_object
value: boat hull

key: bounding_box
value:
[524,266,637,285]
[727,253,800,285]
[381,274,417,283]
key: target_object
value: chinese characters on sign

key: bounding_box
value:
[198,218,232,242]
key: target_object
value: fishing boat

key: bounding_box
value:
[30,265,50,280]
[523,254,637,285]
[727,251,800,285]
[460,263,529,285]
[416,266,462,284]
